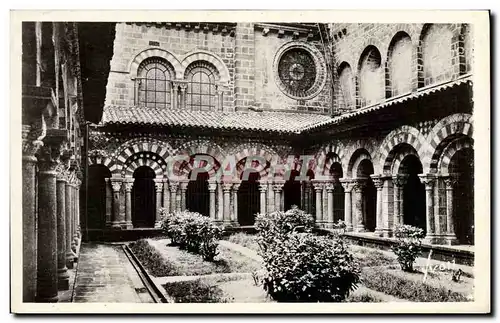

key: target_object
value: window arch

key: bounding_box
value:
[388,32,413,97]
[421,24,453,86]
[136,57,173,108]
[185,61,219,111]
[358,46,384,107]
[337,62,355,110]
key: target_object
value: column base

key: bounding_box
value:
[345,225,354,232]
[57,269,70,291]
[355,225,366,233]
[423,234,439,245]
[126,222,134,229]
[374,229,384,237]
[382,228,393,238]
[443,235,460,245]
[66,253,76,269]
[154,221,162,229]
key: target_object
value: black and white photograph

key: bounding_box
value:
[10,9,490,314]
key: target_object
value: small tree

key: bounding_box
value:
[391,225,425,272]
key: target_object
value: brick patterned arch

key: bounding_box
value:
[180,50,230,84]
[390,144,420,175]
[128,47,183,79]
[347,148,372,178]
[356,45,385,108]
[123,152,165,178]
[427,113,473,173]
[231,143,278,179]
[314,143,346,177]
[354,38,387,69]
[438,136,474,174]
[174,139,226,178]
[88,151,113,170]
[378,125,427,175]
[112,138,173,175]
[385,31,416,98]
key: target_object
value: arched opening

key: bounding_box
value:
[358,45,384,107]
[338,62,355,110]
[421,24,453,86]
[87,165,111,230]
[284,170,301,211]
[357,159,376,232]
[330,162,345,223]
[306,169,316,217]
[186,171,210,216]
[450,148,474,245]
[132,166,156,228]
[400,155,426,232]
[238,172,260,226]
[388,32,412,97]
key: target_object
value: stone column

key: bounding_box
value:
[179,84,187,110]
[352,179,367,232]
[65,179,76,269]
[22,130,43,302]
[392,175,408,228]
[222,182,233,225]
[172,84,178,109]
[340,179,353,232]
[69,183,77,253]
[110,179,123,229]
[312,180,323,227]
[124,179,134,229]
[74,180,81,242]
[35,143,61,303]
[231,181,240,223]
[169,181,179,213]
[162,179,170,215]
[444,176,459,245]
[179,180,189,211]
[208,180,217,220]
[371,175,385,237]
[217,180,224,222]
[419,174,436,244]
[325,183,334,228]
[217,87,224,111]
[258,181,268,215]
[267,181,275,213]
[273,181,285,212]
[381,176,393,237]
[104,178,112,228]
[154,180,164,227]
[56,170,69,290]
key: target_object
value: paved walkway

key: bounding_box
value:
[72,243,154,303]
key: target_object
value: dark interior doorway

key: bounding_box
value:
[450,148,474,245]
[87,165,111,230]
[132,166,156,228]
[357,159,376,232]
[238,172,260,226]
[284,170,301,211]
[330,162,345,223]
[401,155,426,233]
[186,171,210,216]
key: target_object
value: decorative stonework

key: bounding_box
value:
[273,41,327,100]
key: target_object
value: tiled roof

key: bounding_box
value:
[101,106,333,134]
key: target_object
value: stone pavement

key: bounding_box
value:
[72,243,154,303]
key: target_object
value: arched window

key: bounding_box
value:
[137,58,172,108]
[422,24,453,86]
[388,32,413,97]
[186,62,218,111]
[358,46,384,107]
[338,62,355,110]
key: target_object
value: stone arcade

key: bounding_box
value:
[22,22,475,303]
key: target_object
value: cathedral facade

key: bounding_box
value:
[87,22,474,248]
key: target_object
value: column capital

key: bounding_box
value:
[22,124,45,157]
[154,181,164,192]
[111,181,122,192]
[352,179,367,193]
[258,181,268,192]
[418,173,436,189]
[222,181,233,192]
[179,179,189,191]
[442,174,459,188]
[124,181,134,192]
[370,175,385,190]
[311,179,324,191]
[273,181,285,191]
[232,179,241,191]
[392,174,409,187]
[169,181,179,192]
[208,181,217,192]
[325,182,335,192]
[36,144,63,172]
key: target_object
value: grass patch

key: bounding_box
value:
[163,279,228,303]
[346,292,383,303]
[361,267,472,302]
[226,233,260,253]
[350,245,398,268]
[129,239,180,277]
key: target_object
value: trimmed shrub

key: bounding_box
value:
[160,210,223,261]
[163,279,227,303]
[260,233,360,302]
[391,225,425,272]
[129,239,180,277]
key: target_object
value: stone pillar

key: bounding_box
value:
[222,182,232,225]
[267,181,275,213]
[217,180,223,222]
[169,181,178,213]
[74,180,81,242]
[208,180,217,220]
[35,143,61,303]
[22,130,43,302]
[231,181,240,223]
[172,84,178,109]
[444,176,459,245]
[352,179,367,232]
[303,181,311,214]
[381,176,393,237]
[325,183,334,228]
[371,175,385,237]
[312,180,323,227]
[124,179,134,229]
[392,175,408,228]
[154,180,163,227]
[216,86,224,111]
[179,83,187,110]
[273,180,285,212]
[104,178,112,228]
[340,179,353,232]
[258,181,268,215]
[162,179,170,215]
[56,171,69,290]
[69,183,77,253]
[419,174,436,244]
[179,180,188,211]
[110,179,123,229]
[65,180,76,269]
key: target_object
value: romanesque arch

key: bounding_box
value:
[347,148,372,178]
[128,47,183,79]
[174,139,226,177]
[314,143,346,178]
[230,143,278,180]
[180,50,231,84]
[385,31,414,98]
[123,152,165,178]
[378,125,427,175]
